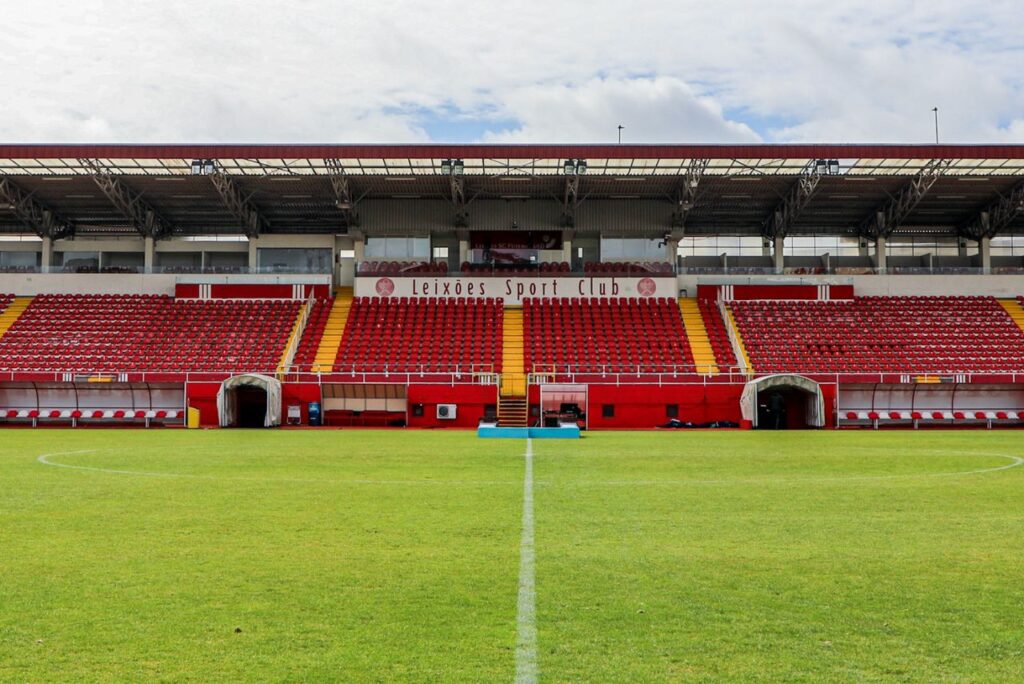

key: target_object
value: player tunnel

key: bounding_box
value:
[217,374,282,428]
[741,374,825,430]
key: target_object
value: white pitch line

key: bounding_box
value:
[515,438,538,684]
[36,451,514,486]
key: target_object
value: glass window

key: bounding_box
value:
[991,236,1024,256]
[887,237,960,256]
[432,246,449,258]
[678,236,764,257]
[58,251,100,272]
[600,237,662,260]
[365,237,430,259]
[204,252,247,273]
[258,248,332,273]
[783,236,861,257]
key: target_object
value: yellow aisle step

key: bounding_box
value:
[0,296,33,339]
[312,287,354,372]
[678,298,719,374]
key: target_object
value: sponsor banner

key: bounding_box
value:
[355,276,677,303]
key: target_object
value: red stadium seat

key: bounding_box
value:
[729,295,1024,374]
[0,294,301,375]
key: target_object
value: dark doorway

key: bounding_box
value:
[236,386,268,428]
[757,387,810,430]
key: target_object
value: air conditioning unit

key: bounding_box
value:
[436,404,457,420]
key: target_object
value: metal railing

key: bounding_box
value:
[0,366,1022,387]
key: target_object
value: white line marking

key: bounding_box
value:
[515,438,538,684]
[36,450,513,486]
[557,452,1024,487]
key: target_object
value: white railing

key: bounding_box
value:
[0,366,1022,387]
[718,298,752,377]
[277,293,315,373]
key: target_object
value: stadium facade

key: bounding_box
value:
[0,143,1023,429]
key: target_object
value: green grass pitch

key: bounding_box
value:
[1,429,1023,682]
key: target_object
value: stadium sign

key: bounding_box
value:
[355,276,677,303]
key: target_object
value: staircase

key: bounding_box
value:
[999,299,1024,335]
[498,396,529,428]
[678,298,719,374]
[0,297,32,338]
[312,287,353,372]
[499,305,529,426]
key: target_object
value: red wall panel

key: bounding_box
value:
[303,284,331,298]
[175,283,200,298]
[732,285,818,300]
[282,383,323,424]
[209,284,294,299]
[407,384,498,428]
[829,284,854,299]
[585,384,744,429]
[185,382,221,426]
[697,285,720,301]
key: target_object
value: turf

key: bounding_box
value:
[1,430,1023,682]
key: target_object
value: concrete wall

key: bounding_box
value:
[677,274,1024,298]
[0,273,330,296]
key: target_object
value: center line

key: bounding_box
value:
[515,438,538,684]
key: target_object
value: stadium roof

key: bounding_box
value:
[1,144,1022,237]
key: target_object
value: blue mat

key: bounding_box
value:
[477,426,580,439]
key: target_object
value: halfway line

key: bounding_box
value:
[515,438,538,683]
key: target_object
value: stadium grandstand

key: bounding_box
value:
[1,143,1024,429]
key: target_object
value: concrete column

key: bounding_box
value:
[144,236,155,272]
[979,236,991,274]
[458,239,469,269]
[875,236,887,273]
[41,236,54,270]
[562,239,573,266]
[248,237,259,272]
[353,236,365,264]
[664,238,678,269]
[773,235,785,274]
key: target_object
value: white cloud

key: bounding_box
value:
[0,0,1021,143]
[483,77,760,143]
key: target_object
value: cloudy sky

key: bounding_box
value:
[2,1,1023,144]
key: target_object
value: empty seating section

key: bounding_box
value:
[359,261,447,275]
[291,298,332,371]
[460,262,571,274]
[730,296,1024,373]
[0,295,300,373]
[335,297,503,374]
[524,297,694,374]
[583,262,674,275]
[698,299,738,368]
